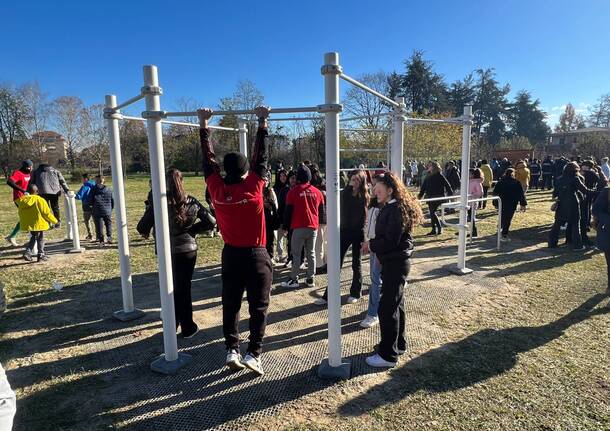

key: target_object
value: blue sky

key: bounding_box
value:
[4,0,609,127]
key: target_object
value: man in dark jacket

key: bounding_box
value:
[493,168,527,241]
[91,175,114,245]
[541,156,554,190]
[445,161,461,192]
[529,159,541,190]
[30,163,70,226]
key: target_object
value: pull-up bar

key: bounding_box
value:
[120,115,239,131]
[112,93,146,111]
[407,117,464,126]
[340,148,387,153]
[164,106,321,118]
[339,74,401,109]
[339,113,393,122]
[341,128,391,133]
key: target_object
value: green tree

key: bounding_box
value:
[402,50,449,114]
[473,68,510,146]
[448,73,476,116]
[507,90,550,145]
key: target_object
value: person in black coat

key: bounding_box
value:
[91,175,114,245]
[418,162,453,235]
[548,162,596,250]
[592,186,610,292]
[445,161,461,192]
[580,160,601,242]
[529,159,541,190]
[361,172,424,368]
[492,168,527,241]
[137,168,216,338]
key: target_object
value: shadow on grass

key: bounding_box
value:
[339,293,610,417]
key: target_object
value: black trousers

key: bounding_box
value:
[221,245,272,357]
[501,204,517,236]
[428,202,442,233]
[480,186,490,209]
[541,174,553,190]
[41,193,60,222]
[172,251,197,332]
[549,215,581,248]
[378,257,411,362]
[530,175,540,189]
[322,228,364,300]
[605,251,610,290]
[94,215,112,242]
[265,224,275,259]
[26,231,45,256]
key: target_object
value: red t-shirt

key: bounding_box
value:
[205,171,266,247]
[10,170,31,201]
[286,183,324,230]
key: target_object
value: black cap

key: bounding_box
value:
[223,152,249,184]
[296,164,312,184]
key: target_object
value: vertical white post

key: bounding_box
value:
[104,95,143,321]
[67,194,83,253]
[238,119,248,156]
[454,105,474,275]
[390,97,405,178]
[318,52,350,379]
[63,194,73,241]
[143,65,190,374]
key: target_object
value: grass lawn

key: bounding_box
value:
[0,175,608,430]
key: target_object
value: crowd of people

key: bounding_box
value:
[4,113,610,374]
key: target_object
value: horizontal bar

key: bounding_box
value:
[113,94,145,111]
[339,168,388,172]
[339,74,400,108]
[164,106,320,118]
[418,195,463,203]
[339,113,393,122]
[120,115,238,131]
[341,128,391,133]
[268,116,324,122]
[340,148,387,152]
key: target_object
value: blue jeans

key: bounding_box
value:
[367,252,382,317]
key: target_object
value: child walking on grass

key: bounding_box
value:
[16,184,58,262]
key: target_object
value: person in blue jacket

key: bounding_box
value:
[74,173,96,240]
[592,185,610,293]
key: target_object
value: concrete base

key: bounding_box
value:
[317,358,351,380]
[150,352,192,375]
[449,266,474,276]
[68,248,85,254]
[113,308,146,322]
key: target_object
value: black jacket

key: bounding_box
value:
[137,196,216,254]
[91,184,114,217]
[529,163,541,176]
[553,175,595,220]
[370,201,414,263]
[418,172,453,199]
[541,160,554,175]
[446,167,461,190]
[493,177,527,209]
[340,186,366,232]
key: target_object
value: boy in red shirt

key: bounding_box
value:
[198,106,271,377]
[280,164,325,289]
[5,160,33,247]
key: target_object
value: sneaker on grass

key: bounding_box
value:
[5,236,18,247]
[360,315,379,328]
[313,297,327,306]
[305,277,315,288]
[280,278,299,289]
[225,349,245,371]
[365,353,397,368]
[241,353,264,376]
[346,296,359,304]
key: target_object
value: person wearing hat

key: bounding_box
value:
[5,159,33,247]
[280,163,325,290]
[198,106,272,377]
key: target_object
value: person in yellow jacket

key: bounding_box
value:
[514,160,531,194]
[16,184,58,262]
[479,159,494,209]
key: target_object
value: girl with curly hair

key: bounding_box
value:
[361,172,423,368]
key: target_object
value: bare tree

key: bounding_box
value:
[174,97,201,174]
[588,93,610,128]
[21,82,51,162]
[53,96,85,171]
[81,104,108,175]
[343,71,393,129]
[0,83,28,165]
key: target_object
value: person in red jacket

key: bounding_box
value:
[198,106,271,377]
[5,160,33,247]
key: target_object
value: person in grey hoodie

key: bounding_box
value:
[30,163,70,227]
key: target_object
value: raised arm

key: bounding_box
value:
[197,108,221,179]
[251,106,271,179]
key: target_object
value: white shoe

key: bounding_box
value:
[360,315,379,328]
[365,353,397,368]
[300,263,307,270]
[241,353,264,376]
[313,297,327,306]
[225,349,245,371]
[5,236,17,247]
[346,296,359,304]
[280,278,300,288]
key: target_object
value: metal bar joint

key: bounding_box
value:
[321,64,343,75]
[141,85,163,96]
[317,103,343,113]
[141,110,165,120]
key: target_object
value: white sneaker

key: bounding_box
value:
[300,262,307,270]
[225,349,245,371]
[280,278,300,288]
[5,236,17,247]
[313,297,327,306]
[241,353,264,376]
[365,353,397,368]
[346,296,359,304]
[360,315,379,328]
